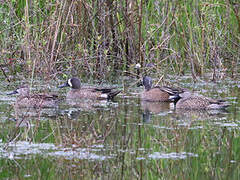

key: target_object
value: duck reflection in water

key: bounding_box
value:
[58,100,115,120]
[171,108,229,123]
[141,101,171,123]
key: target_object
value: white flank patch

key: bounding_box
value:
[169,95,175,100]
[68,79,72,87]
[100,94,108,99]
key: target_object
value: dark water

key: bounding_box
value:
[0,75,239,179]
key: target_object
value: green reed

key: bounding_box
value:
[0,0,239,80]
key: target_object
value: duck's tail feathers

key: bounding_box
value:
[208,102,230,109]
[107,90,121,100]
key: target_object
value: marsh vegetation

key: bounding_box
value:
[0,0,239,81]
[0,0,239,179]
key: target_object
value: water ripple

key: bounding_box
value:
[148,152,198,160]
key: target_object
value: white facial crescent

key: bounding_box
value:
[68,79,72,87]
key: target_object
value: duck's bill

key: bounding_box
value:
[7,90,18,95]
[58,82,69,88]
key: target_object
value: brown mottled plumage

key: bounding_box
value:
[170,92,229,110]
[7,86,59,108]
[59,77,121,100]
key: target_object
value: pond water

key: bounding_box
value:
[0,75,239,179]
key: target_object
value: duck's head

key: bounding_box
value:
[7,86,30,97]
[59,77,81,89]
[143,76,152,91]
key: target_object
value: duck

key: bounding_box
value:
[58,77,121,100]
[7,86,59,108]
[169,91,229,110]
[140,76,184,102]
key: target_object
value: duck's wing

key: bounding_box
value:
[32,93,59,100]
[91,87,118,94]
[193,94,227,105]
[157,86,186,95]
[88,87,121,100]
[208,98,229,105]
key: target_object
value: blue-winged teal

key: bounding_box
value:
[170,91,229,110]
[141,76,183,102]
[7,86,58,108]
[58,77,121,100]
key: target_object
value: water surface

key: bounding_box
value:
[0,75,239,179]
